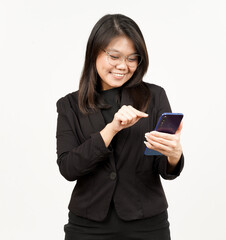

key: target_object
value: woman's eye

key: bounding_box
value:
[109,55,119,60]
[128,56,138,62]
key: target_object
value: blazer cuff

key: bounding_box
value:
[91,132,113,157]
[160,153,184,180]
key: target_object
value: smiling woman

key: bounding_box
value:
[56,13,184,240]
[78,14,150,114]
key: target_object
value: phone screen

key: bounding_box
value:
[155,113,183,134]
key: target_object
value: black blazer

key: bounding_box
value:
[56,83,184,222]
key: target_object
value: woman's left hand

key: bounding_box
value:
[144,122,183,167]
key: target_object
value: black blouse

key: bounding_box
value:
[100,87,121,124]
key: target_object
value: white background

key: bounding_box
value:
[1,0,226,239]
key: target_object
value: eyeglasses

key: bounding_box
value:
[103,49,142,68]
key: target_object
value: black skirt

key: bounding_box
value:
[64,203,171,240]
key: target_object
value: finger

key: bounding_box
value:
[144,138,171,156]
[127,105,148,118]
[144,141,154,150]
[120,113,133,125]
[146,131,174,141]
[119,105,148,125]
[115,112,128,124]
[145,134,178,153]
[118,110,135,125]
[144,141,168,156]
[146,131,181,154]
[145,133,172,147]
[119,112,138,125]
[120,106,137,120]
[147,138,172,153]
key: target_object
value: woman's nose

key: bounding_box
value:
[115,58,128,70]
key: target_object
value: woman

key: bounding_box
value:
[56,14,184,240]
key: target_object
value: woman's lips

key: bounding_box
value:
[111,72,126,78]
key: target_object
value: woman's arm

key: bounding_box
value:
[144,87,184,178]
[56,98,112,181]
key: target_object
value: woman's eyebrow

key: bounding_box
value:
[106,48,120,52]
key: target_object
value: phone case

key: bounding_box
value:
[144,113,183,156]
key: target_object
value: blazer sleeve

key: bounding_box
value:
[154,87,184,180]
[56,97,112,181]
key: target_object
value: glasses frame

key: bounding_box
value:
[102,49,142,68]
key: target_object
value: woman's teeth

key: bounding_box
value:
[112,73,124,77]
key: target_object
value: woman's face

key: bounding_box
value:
[96,36,138,91]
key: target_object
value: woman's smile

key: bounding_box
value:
[111,72,127,79]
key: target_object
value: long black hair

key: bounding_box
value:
[78,14,150,114]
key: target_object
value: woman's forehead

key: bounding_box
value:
[105,36,136,55]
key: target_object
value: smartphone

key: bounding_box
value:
[144,113,184,156]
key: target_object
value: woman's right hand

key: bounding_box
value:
[100,105,148,147]
[110,105,148,132]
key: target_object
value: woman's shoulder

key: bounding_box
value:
[143,82,169,109]
[144,82,164,92]
[56,90,79,113]
[57,90,78,103]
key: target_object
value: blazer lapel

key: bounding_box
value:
[88,110,106,132]
[77,106,106,141]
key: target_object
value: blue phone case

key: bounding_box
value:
[144,113,183,156]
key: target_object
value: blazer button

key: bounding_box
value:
[110,172,117,180]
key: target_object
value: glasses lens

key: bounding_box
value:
[127,55,141,68]
[107,52,121,66]
[106,51,141,68]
